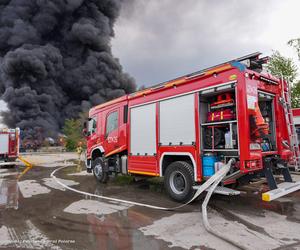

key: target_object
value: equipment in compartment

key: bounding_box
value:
[204,127,225,148]
[261,139,271,152]
[206,92,236,122]
[249,102,269,138]
[214,161,225,172]
[249,92,276,152]
[210,93,234,109]
[201,91,238,150]
[225,131,231,149]
[204,125,237,149]
[207,109,235,122]
[202,153,217,177]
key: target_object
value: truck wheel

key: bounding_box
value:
[92,157,108,183]
[164,161,195,202]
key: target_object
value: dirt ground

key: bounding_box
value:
[1,152,300,250]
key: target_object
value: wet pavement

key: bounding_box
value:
[0,153,300,250]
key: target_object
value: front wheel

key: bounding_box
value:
[92,157,109,183]
[164,161,195,202]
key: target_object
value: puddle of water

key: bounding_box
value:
[18,180,51,198]
[234,210,300,242]
[0,179,19,210]
[0,220,63,249]
[85,207,177,250]
[64,199,131,215]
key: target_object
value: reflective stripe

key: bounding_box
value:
[128,170,159,176]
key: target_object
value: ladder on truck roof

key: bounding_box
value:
[146,52,265,91]
[279,78,300,172]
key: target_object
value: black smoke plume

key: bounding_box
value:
[0,0,136,140]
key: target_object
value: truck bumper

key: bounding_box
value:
[262,181,300,201]
[85,158,92,173]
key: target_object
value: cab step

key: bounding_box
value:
[262,181,300,201]
[193,185,240,196]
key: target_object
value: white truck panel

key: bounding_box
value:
[294,116,300,125]
[160,94,195,145]
[0,134,9,154]
[130,103,157,155]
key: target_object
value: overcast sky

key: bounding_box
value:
[112,0,300,86]
[1,0,300,123]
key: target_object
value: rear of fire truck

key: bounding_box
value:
[194,54,300,201]
[227,55,300,201]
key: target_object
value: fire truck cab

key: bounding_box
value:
[85,52,300,202]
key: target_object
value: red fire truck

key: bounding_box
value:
[292,108,300,145]
[85,52,300,202]
[0,128,20,164]
[292,108,300,128]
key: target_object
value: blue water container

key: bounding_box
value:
[202,154,217,177]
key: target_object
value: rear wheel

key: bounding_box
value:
[92,157,109,183]
[164,161,195,202]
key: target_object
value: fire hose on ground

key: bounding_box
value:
[17,156,34,180]
[51,158,248,249]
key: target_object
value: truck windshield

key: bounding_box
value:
[88,117,97,135]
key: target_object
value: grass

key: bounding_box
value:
[113,175,135,185]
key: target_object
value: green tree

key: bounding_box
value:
[288,38,300,61]
[267,51,300,107]
[63,118,85,151]
[291,81,300,108]
[288,38,300,108]
[266,51,297,82]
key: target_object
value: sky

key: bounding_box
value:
[1,0,300,126]
[112,0,300,86]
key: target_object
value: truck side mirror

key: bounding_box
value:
[82,128,88,137]
[82,121,89,137]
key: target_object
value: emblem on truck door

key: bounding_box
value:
[107,136,118,143]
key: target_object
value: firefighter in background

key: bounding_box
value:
[76,141,83,161]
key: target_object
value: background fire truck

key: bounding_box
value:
[85,52,300,202]
[0,128,20,163]
[292,108,300,143]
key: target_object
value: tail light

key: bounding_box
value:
[244,160,262,170]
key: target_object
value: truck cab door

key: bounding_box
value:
[103,109,120,154]
[87,116,98,151]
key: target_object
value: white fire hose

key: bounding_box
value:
[51,158,248,249]
[201,159,249,250]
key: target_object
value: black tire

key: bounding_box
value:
[92,157,109,183]
[164,161,195,202]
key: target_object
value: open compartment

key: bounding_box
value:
[257,91,276,151]
[199,84,239,176]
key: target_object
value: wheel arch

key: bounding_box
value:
[91,146,105,161]
[160,152,197,182]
